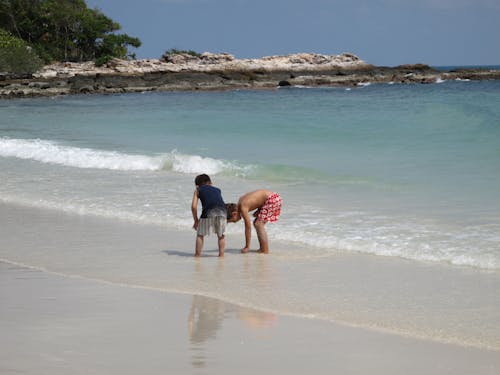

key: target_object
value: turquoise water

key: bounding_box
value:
[1,80,500,269]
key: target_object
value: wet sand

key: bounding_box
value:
[0,202,499,374]
[1,262,499,375]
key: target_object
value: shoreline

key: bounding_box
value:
[2,52,499,98]
[1,201,499,353]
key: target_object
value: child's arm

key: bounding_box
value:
[191,188,199,230]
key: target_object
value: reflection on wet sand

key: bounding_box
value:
[187,254,278,368]
[188,295,225,345]
[237,306,276,330]
[188,294,277,368]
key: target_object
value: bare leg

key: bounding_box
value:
[254,219,269,253]
[195,235,203,257]
[218,235,225,257]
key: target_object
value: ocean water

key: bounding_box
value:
[1,80,500,270]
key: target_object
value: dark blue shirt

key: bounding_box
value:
[198,184,226,218]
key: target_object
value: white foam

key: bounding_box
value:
[168,151,238,175]
[0,137,246,175]
[0,137,162,171]
[0,193,192,229]
[270,219,500,270]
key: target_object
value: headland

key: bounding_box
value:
[1,52,499,98]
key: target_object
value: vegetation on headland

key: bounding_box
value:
[162,48,202,58]
[0,28,43,74]
[0,0,141,73]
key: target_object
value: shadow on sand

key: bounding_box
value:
[162,248,263,257]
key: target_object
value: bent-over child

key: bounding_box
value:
[227,189,282,254]
[191,174,227,257]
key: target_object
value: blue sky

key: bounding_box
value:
[86,0,500,66]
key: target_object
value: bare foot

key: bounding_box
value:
[241,247,250,253]
[257,249,269,254]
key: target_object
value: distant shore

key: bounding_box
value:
[1,52,500,98]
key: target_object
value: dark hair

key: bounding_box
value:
[195,174,211,186]
[225,203,238,220]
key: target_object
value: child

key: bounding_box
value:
[226,189,282,254]
[191,174,227,257]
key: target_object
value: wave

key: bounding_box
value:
[0,137,164,171]
[271,220,500,270]
[0,137,335,183]
[0,137,250,175]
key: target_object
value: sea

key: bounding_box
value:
[1,78,500,349]
[1,79,499,269]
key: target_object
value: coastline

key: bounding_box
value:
[1,201,499,374]
[3,44,500,374]
[1,201,499,351]
[2,52,499,98]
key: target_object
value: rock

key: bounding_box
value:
[278,80,291,87]
[28,82,51,89]
[395,63,435,71]
[78,85,95,93]
[1,52,499,99]
[161,53,200,64]
[199,52,235,64]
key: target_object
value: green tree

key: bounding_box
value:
[0,0,141,63]
[95,33,141,66]
[0,28,43,74]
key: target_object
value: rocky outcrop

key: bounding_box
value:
[28,52,369,78]
[1,53,499,98]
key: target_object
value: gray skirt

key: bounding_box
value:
[197,216,226,236]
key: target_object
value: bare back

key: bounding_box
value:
[237,189,274,212]
[236,189,278,253]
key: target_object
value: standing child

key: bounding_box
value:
[226,189,282,254]
[191,174,227,257]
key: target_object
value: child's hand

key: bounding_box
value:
[193,220,199,230]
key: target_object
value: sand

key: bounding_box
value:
[0,202,499,374]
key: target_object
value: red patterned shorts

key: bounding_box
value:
[256,193,282,223]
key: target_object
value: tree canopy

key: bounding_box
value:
[0,0,141,67]
[0,28,43,73]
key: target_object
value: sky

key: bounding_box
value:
[85,0,500,67]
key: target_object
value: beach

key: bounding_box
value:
[1,202,499,375]
[1,82,499,373]
[2,0,499,372]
